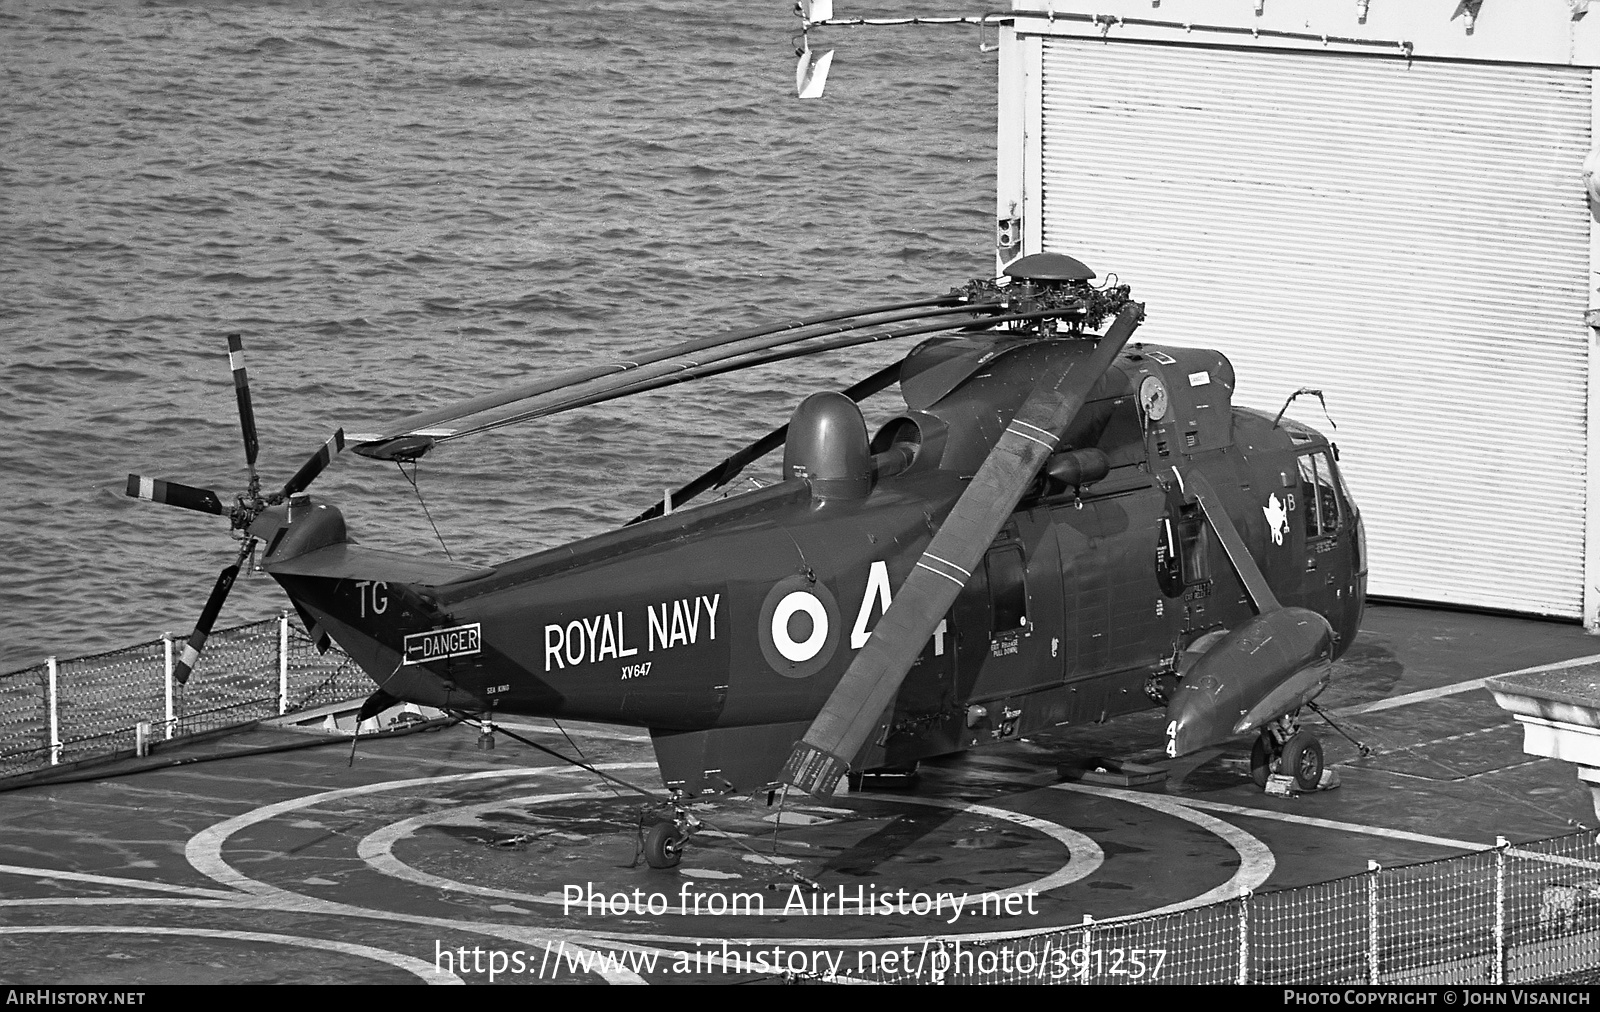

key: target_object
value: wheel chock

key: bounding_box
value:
[1264,768,1341,797]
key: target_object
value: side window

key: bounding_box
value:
[1156,503,1210,598]
[1297,451,1341,538]
[987,545,1028,635]
[1179,505,1210,585]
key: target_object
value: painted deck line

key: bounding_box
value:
[1048,784,1274,920]
[0,893,647,985]
[0,925,462,984]
[356,789,1104,918]
[0,862,240,900]
[1332,652,1600,717]
[1505,848,1600,873]
[493,720,652,743]
[181,763,653,984]
[1331,679,1485,716]
[1158,797,1485,851]
[598,788,1266,950]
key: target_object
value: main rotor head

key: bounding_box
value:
[955,252,1130,335]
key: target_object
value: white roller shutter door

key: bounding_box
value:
[1038,39,1592,617]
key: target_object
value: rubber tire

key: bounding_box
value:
[1249,735,1275,789]
[644,821,684,869]
[1280,733,1325,792]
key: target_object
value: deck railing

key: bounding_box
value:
[0,615,366,779]
[845,830,1600,985]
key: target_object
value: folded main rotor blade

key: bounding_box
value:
[1175,467,1280,615]
[615,305,1096,525]
[621,318,1070,525]
[629,307,1074,402]
[173,557,244,684]
[345,296,964,448]
[625,359,905,525]
[439,305,1086,443]
[125,475,226,516]
[388,301,983,444]
[781,302,1145,798]
[226,333,259,479]
[285,304,978,483]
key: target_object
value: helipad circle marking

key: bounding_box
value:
[0,925,462,984]
[357,789,1103,920]
[184,763,654,984]
[186,766,615,895]
[184,762,1265,952]
[358,790,611,909]
[1049,783,1275,919]
[772,591,829,662]
[592,787,1276,948]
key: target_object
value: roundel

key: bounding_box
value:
[757,575,841,679]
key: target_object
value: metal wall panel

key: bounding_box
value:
[1037,40,1592,617]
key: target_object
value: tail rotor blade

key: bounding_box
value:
[281,429,346,497]
[125,475,226,516]
[174,561,242,684]
[226,333,260,476]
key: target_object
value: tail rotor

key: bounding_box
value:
[126,333,340,682]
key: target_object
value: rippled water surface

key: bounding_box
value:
[0,0,995,669]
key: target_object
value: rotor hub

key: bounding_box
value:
[953,251,1132,335]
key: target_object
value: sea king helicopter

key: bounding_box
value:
[127,252,1366,869]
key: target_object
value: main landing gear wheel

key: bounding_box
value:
[1251,726,1325,791]
[644,821,687,869]
[1280,732,1324,792]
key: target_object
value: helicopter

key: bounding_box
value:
[126,251,1366,869]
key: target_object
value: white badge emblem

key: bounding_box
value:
[1263,493,1289,546]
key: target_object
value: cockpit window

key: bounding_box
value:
[1297,451,1341,538]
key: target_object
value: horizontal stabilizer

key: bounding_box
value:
[264,543,494,586]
